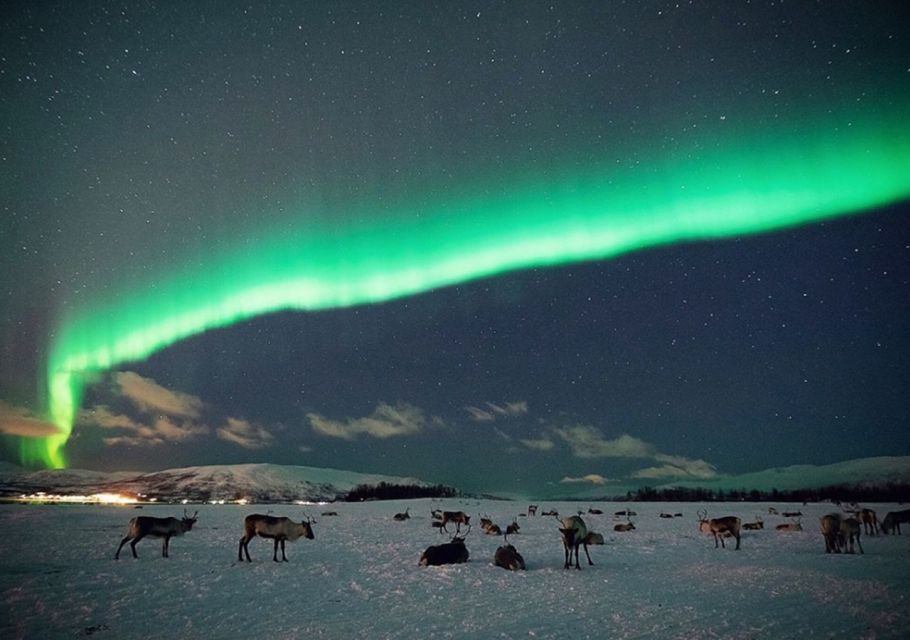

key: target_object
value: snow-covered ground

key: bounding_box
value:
[1,499,907,639]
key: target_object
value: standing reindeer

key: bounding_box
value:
[558,515,594,569]
[439,511,471,533]
[238,514,315,562]
[115,510,198,559]
[881,509,910,535]
[698,509,741,550]
[820,513,843,553]
[858,509,878,536]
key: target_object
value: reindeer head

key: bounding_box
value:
[182,509,199,530]
[302,513,316,539]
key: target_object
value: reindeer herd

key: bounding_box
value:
[112,504,910,568]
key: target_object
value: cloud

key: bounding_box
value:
[217,417,274,450]
[548,423,718,482]
[519,435,555,451]
[632,454,718,480]
[308,403,429,440]
[0,401,65,437]
[465,401,528,422]
[114,371,203,418]
[79,405,208,447]
[559,474,610,485]
[554,425,654,459]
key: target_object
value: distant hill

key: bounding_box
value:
[0,462,432,503]
[660,456,910,492]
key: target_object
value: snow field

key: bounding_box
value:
[1,500,907,639]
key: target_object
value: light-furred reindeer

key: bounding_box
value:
[698,509,741,550]
[115,510,198,559]
[438,510,471,533]
[238,513,315,562]
[558,515,599,569]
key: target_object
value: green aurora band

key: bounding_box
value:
[20,111,910,468]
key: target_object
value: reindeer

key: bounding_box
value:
[419,527,471,566]
[775,520,803,532]
[558,515,592,569]
[613,522,636,532]
[238,513,315,562]
[393,508,410,521]
[697,509,741,550]
[614,509,636,517]
[484,524,503,536]
[493,544,526,571]
[115,510,198,559]
[541,509,559,517]
[439,511,471,533]
[742,516,764,531]
[479,515,494,531]
[527,505,538,517]
[505,521,521,536]
[659,513,675,519]
[858,509,878,536]
[583,531,605,546]
[768,507,779,515]
[839,517,864,554]
[881,509,910,535]
[588,507,604,515]
[820,513,843,553]
[321,511,338,517]
[782,510,803,518]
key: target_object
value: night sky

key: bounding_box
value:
[1,2,908,497]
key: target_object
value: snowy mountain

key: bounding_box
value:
[0,462,432,503]
[660,456,910,492]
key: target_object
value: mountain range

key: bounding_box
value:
[1,456,908,502]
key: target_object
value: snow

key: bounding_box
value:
[1,499,908,639]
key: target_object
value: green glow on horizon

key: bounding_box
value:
[20,111,910,468]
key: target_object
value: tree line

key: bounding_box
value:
[624,482,910,503]
[340,482,459,502]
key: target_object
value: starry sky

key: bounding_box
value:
[1,1,908,497]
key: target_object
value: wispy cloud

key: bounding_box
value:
[518,435,555,451]
[217,417,274,450]
[114,371,203,418]
[0,401,64,437]
[560,474,610,485]
[550,423,718,481]
[554,425,654,459]
[80,405,209,447]
[308,403,431,440]
[465,401,528,422]
[632,454,717,480]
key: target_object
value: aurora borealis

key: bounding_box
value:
[2,2,909,494]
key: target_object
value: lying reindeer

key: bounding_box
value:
[697,509,741,550]
[393,508,410,521]
[775,521,802,532]
[238,513,315,562]
[613,522,635,532]
[420,527,471,566]
[115,510,198,559]
[742,517,764,531]
[493,544,526,571]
